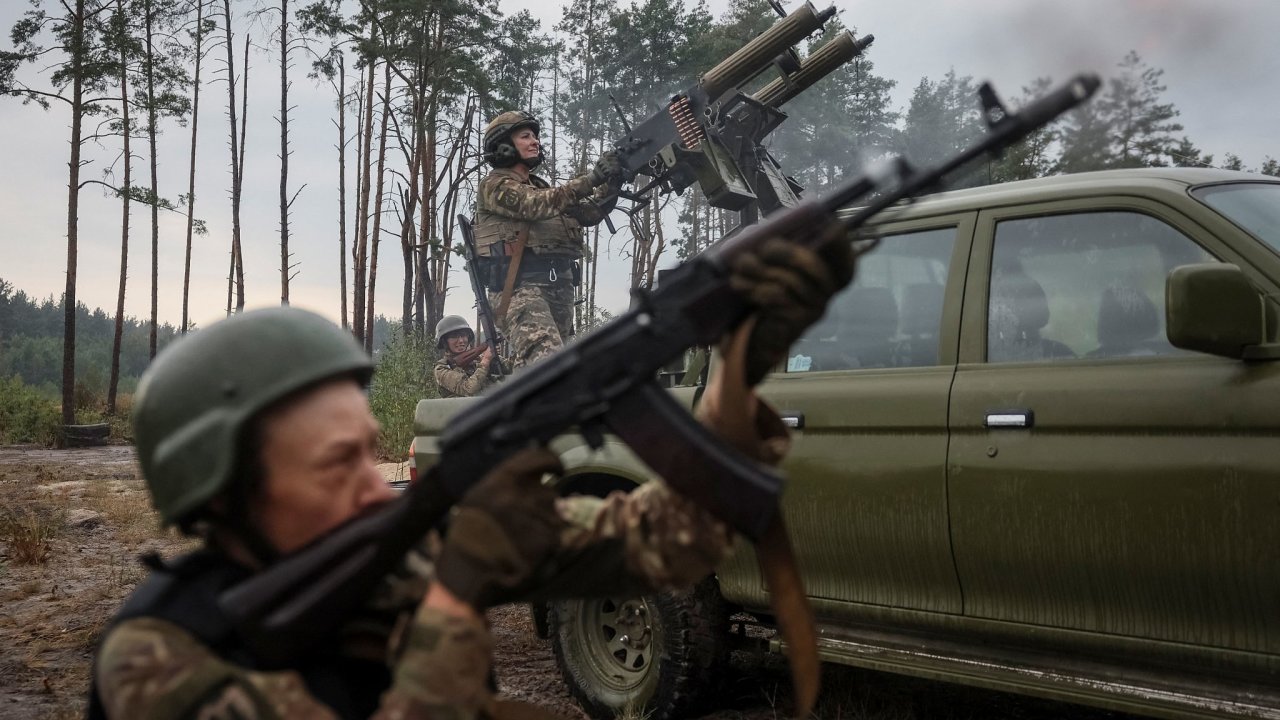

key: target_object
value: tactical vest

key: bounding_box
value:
[87,550,391,720]
[474,168,584,258]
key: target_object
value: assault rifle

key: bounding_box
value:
[456,214,507,377]
[220,74,1099,714]
[601,2,874,231]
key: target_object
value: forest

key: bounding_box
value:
[2,0,1277,432]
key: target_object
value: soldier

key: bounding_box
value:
[89,229,853,718]
[433,315,496,398]
[474,110,622,370]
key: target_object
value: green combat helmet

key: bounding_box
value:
[133,307,373,525]
[435,315,474,350]
[482,110,540,168]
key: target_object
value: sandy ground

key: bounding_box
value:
[0,446,1137,720]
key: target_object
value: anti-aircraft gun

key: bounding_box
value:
[604,1,874,231]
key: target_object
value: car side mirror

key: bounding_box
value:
[1166,263,1265,359]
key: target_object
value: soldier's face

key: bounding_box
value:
[511,128,540,161]
[446,331,471,354]
[252,378,394,554]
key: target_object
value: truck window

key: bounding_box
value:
[787,226,955,372]
[1191,182,1280,256]
[987,211,1216,363]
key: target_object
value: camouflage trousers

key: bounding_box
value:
[491,281,575,370]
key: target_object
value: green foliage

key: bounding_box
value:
[896,69,984,177]
[0,376,62,446]
[367,329,438,461]
[0,277,178,406]
[771,20,899,192]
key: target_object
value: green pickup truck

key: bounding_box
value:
[413,167,1280,720]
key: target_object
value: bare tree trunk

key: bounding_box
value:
[61,0,88,426]
[145,0,159,358]
[353,33,376,345]
[181,0,205,333]
[278,0,290,304]
[399,78,424,336]
[588,225,599,323]
[550,49,558,181]
[646,196,665,288]
[423,13,445,332]
[221,0,241,315]
[336,54,348,328]
[365,61,392,353]
[108,0,131,415]
[235,32,248,310]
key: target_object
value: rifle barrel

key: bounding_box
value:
[753,31,873,108]
[700,2,832,100]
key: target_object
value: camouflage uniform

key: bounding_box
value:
[433,353,494,399]
[91,465,786,719]
[474,167,608,370]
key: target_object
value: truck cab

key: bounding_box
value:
[413,168,1280,720]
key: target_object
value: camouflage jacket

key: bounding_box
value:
[473,168,608,258]
[433,354,494,399]
[93,404,790,719]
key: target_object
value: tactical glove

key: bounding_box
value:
[433,447,566,610]
[588,148,624,186]
[727,227,857,386]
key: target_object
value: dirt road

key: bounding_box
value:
[0,446,1135,720]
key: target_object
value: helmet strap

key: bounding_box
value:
[519,150,544,169]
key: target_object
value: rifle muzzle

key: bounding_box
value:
[700,2,835,101]
[753,31,873,109]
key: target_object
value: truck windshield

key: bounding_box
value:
[1192,182,1280,255]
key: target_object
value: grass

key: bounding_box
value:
[82,479,160,546]
[0,374,136,448]
[0,375,62,446]
[368,329,439,460]
[0,504,66,565]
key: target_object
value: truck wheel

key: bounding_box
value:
[549,577,728,720]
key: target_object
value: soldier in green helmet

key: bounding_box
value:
[88,222,853,719]
[473,110,623,370]
[432,315,496,398]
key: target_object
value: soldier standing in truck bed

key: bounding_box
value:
[474,110,622,370]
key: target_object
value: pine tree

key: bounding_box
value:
[2,0,116,424]
[1170,136,1213,168]
[897,69,983,185]
[985,77,1056,184]
[1101,51,1182,168]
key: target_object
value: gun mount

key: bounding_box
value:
[605,2,873,232]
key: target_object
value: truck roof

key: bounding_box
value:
[845,167,1276,222]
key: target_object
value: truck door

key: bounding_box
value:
[739,217,971,614]
[947,197,1280,654]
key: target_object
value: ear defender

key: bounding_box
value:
[486,142,519,168]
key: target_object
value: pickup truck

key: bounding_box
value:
[412,167,1280,720]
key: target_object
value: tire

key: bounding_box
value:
[549,577,728,720]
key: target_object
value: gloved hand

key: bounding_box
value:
[433,447,565,610]
[727,227,857,385]
[588,148,623,186]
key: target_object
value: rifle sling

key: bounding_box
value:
[757,516,820,719]
[495,224,530,325]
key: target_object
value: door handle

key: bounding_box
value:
[985,409,1034,429]
[780,412,805,430]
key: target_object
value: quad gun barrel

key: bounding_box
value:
[607,2,872,223]
[699,2,836,100]
[753,31,874,108]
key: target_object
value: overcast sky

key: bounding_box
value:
[1,0,1276,334]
